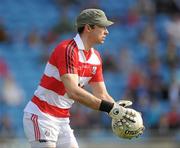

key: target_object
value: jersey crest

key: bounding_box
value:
[92,66,97,75]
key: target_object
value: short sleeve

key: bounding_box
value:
[50,40,78,76]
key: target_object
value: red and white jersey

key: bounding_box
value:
[24,34,104,120]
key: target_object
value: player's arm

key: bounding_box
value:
[90,81,133,107]
[61,73,102,110]
[61,73,136,123]
[89,81,115,103]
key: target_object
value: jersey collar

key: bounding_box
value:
[73,34,85,50]
[74,34,95,52]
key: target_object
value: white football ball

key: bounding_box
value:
[111,109,144,139]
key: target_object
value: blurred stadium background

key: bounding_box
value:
[0,0,180,147]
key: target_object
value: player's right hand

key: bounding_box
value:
[108,103,136,123]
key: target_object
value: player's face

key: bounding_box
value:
[91,25,109,44]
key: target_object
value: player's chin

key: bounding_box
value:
[100,41,104,44]
[96,38,105,44]
[99,39,105,44]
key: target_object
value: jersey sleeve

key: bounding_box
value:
[50,40,78,76]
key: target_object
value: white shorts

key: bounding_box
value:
[23,112,79,148]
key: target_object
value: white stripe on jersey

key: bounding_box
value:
[44,61,93,87]
[44,62,61,81]
[34,86,74,108]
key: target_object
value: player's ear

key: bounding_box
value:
[85,24,93,32]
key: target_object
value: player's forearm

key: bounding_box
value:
[101,94,115,103]
[67,87,102,110]
[90,82,115,103]
[94,93,115,103]
[61,74,109,110]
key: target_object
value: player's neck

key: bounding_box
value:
[80,34,93,51]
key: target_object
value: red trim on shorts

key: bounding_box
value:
[32,96,70,118]
[31,114,40,140]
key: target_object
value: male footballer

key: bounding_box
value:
[23,8,138,148]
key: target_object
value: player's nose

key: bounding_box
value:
[105,28,109,35]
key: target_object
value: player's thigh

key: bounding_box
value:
[23,112,59,148]
[56,124,79,148]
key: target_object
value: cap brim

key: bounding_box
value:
[98,20,114,27]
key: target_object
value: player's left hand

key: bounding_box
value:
[115,100,134,128]
[117,100,132,107]
[108,103,136,123]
